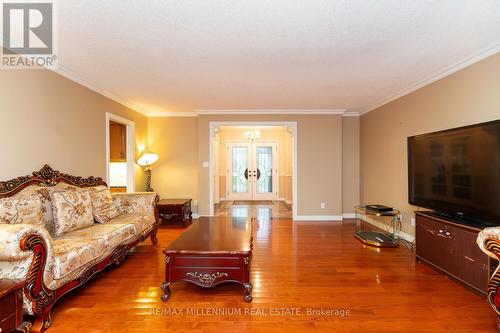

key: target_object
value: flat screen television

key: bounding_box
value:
[408,119,500,225]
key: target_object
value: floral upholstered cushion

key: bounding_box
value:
[88,186,120,223]
[106,212,156,235]
[0,190,45,226]
[33,183,83,236]
[57,222,136,251]
[49,187,94,237]
[112,192,157,215]
[51,238,105,279]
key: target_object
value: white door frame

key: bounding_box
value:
[209,121,297,219]
[105,112,135,193]
[213,135,220,204]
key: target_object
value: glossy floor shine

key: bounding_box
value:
[50,205,497,332]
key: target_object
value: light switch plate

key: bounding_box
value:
[203,161,209,168]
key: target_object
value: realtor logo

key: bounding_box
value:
[1,1,57,69]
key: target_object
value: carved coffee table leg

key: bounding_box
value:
[161,282,171,302]
[243,283,252,302]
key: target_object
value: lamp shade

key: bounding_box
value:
[137,150,159,167]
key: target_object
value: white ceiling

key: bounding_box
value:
[57,0,500,116]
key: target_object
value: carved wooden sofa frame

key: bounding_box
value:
[479,237,500,329]
[0,165,160,332]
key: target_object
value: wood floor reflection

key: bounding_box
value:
[50,215,496,332]
[215,201,292,219]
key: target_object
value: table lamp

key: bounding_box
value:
[137,149,159,192]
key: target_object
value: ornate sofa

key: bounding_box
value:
[477,228,500,328]
[0,165,159,332]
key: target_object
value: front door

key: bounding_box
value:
[227,141,278,200]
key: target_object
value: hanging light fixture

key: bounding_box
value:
[244,128,261,140]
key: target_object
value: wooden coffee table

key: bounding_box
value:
[161,218,253,302]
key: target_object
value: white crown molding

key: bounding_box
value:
[52,65,150,116]
[1,42,146,117]
[146,108,353,117]
[0,41,146,116]
[361,42,500,114]
[195,109,347,115]
[342,111,360,117]
[147,111,198,117]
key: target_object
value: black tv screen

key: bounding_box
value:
[408,119,500,224]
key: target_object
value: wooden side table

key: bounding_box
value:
[157,199,192,226]
[0,279,31,332]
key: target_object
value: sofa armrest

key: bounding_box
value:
[477,227,500,317]
[0,223,54,261]
[477,227,500,260]
[0,223,56,318]
[112,192,159,216]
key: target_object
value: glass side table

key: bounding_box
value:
[354,205,400,247]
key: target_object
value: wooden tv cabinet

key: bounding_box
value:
[415,211,497,296]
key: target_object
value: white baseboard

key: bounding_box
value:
[192,213,200,219]
[294,215,343,221]
[342,213,356,219]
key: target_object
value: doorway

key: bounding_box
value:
[210,123,296,218]
[105,113,135,193]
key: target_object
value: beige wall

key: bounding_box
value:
[360,52,500,235]
[0,69,148,190]
[342,117,360,214]
[197,115,343,217]
[148,117,199,210]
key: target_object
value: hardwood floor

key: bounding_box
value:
[50,215,497,332]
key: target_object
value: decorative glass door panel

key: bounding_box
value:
[254,145,274,197]
[227,141,277,200]
[228,143,252,200]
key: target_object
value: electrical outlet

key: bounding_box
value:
[202,161,209,168]
[410,217,415,227]
[320,202,326,209]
